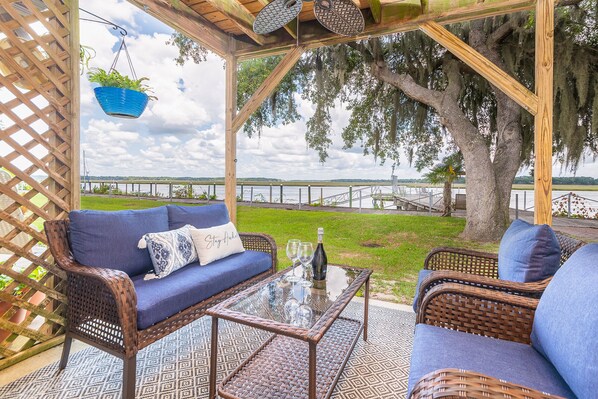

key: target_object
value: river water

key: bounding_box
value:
[87,182,598,216]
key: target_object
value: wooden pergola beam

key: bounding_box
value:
[232,46,305,133]
[534,0,554,225]
[127,0,229,58]
[419,21,538,115]
[234,0,535,60]
[202,0,267,45]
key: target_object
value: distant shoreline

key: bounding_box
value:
[79,178,598,191]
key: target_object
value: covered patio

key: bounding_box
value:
[1,0,595,398]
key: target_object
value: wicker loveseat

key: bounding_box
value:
[409,243,598,399]
[44,204,277,399]
[413,227,585,313]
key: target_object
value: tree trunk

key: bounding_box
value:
[442,181,452,216]
[366,19,526,241]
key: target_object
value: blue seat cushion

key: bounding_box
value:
[167,204,230,230]
[408,324,574,398]
[498,219,561,282]
[531,244,598,399]
[132,250,272,329]
[69,207,169,276]
[412,270,433,312]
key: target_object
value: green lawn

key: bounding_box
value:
[81,196,499,303]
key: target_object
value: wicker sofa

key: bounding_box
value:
[413,230,585,313]
[409,243,598,399]
[44,204,277,399]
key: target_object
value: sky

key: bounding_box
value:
[77,0,598,180]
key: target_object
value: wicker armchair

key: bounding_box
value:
[45,220,277,399]
[411,283,555,398]
[413,232,585,313]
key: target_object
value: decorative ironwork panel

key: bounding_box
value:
[314,0,364,36]
[254,0,303,35]
[0,0,78,369]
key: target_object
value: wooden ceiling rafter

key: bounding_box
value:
[128,0,231,57]
[201,0,269,44]
[233,0,536,60]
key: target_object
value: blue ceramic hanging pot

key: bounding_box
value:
[94,86,149,119]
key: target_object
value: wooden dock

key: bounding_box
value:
[371,192,443,212]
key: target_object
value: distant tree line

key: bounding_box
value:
[511,176,598,185]
[84,176,598,185]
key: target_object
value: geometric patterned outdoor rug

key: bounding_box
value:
[0,302,415,399]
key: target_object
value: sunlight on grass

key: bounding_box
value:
[81,196,499,303]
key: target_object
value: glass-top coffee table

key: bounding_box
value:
[206,264,372,399]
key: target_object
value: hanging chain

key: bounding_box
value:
[109,37,138,80]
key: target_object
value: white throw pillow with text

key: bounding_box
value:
[190,222,245,265]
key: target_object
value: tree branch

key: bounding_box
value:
[360,38,444,110]
[443,58,462,100]
[370,61,443,109]
[486,16,524,48]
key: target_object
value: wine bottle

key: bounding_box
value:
[312,227,327,281]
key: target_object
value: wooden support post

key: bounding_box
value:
[533,0,554,225]
[225,50,238,224]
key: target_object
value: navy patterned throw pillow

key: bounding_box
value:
[139,225,198,278]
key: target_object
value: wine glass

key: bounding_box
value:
[292,286,313,328]
[284,284,300,323]
[297,242,314,288]
[286,239,301,283]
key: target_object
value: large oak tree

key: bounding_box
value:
[171,0,597,241]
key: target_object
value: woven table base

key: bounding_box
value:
[220,317,362,399]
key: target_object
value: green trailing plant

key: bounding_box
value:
[88,68,157,100]
[79,45,95,74]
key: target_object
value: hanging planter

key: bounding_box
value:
[93,86,149,119]
[87,36,156,119]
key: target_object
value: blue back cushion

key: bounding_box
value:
[498,219,560,282]
[69,207,169,276]
[531,244,598,399]
[167,204,230,229]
